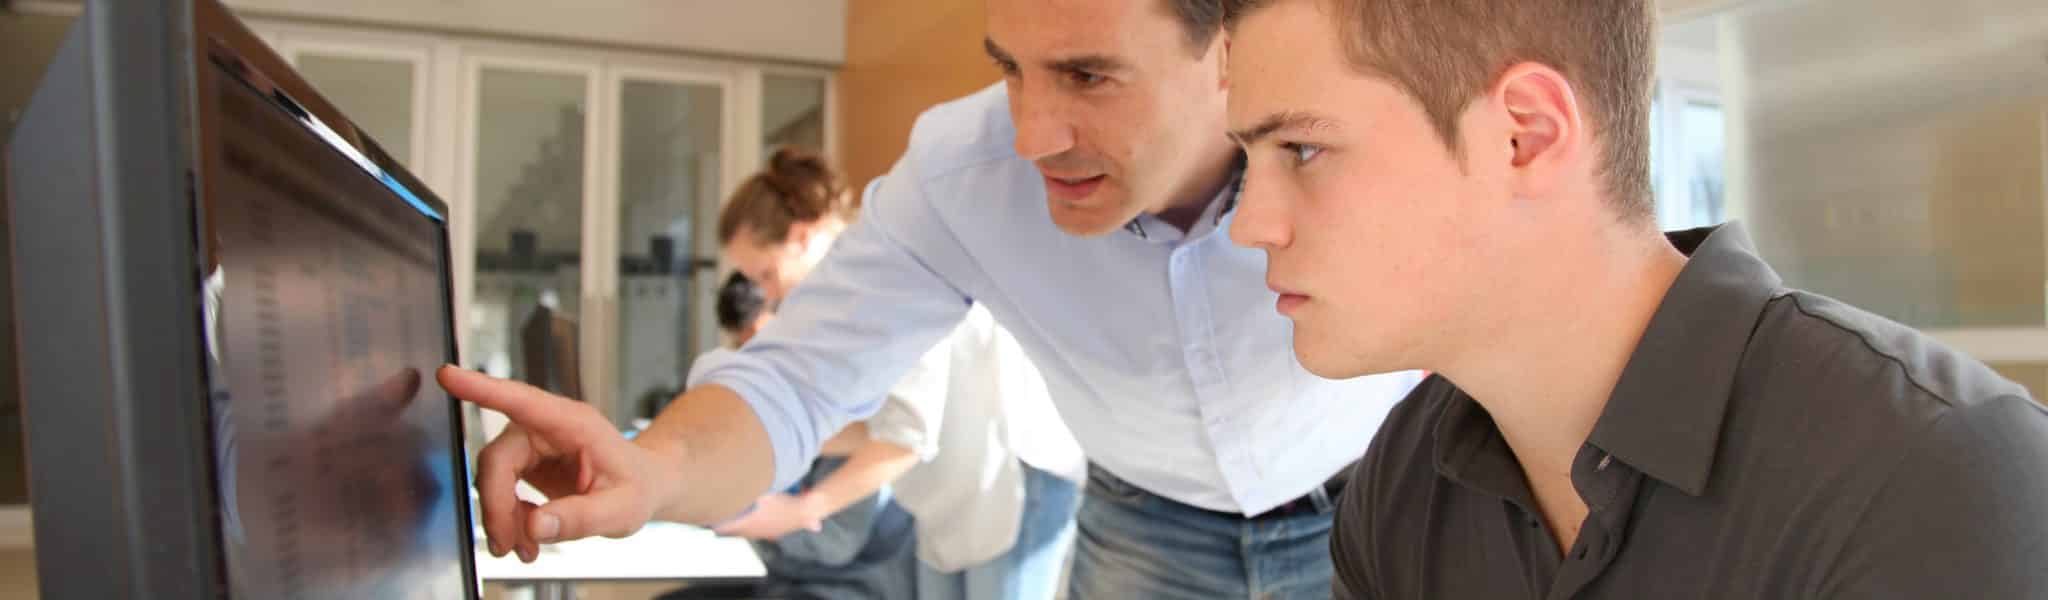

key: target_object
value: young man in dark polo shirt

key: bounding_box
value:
[1221,0,2048,597]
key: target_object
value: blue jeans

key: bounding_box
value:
[1067,465,1337,600]
[916,463,1081,600]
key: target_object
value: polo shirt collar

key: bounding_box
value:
[1430,223,1781,498]
[1589,223,1781,496]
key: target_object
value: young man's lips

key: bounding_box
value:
[1270,282,1309,316]
[1276,293,1309,316]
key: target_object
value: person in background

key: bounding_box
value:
[715,271,772,347]
[439,1,1421,597]
[706,149,1086,600]
[669,271,921,600]
[637,274,772,422]
[1220,0,2048,597]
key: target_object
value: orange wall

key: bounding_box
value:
[838,0,999,189]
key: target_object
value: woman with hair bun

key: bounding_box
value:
[704,148,1084,600]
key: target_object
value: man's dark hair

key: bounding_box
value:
[715,272,767,335]
[1163,0,1226,54]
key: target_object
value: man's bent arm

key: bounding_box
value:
[655,160,975,525]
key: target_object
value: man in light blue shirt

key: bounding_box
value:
[440,1,1420,597]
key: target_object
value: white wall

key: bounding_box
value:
[14,0,847,65]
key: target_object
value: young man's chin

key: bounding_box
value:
[1291,333,1386,380]
[1294,351,1355,380]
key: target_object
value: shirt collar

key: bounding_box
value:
[1589,222,1780,496]
[1123,161,1245,244]
[1431,385,1540,506]
[1431,222,1781,498]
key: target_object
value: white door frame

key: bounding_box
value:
[594,63,737,423]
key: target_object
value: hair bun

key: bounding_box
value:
[718,146,855,247]
[768,147,827,179]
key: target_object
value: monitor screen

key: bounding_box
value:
[197,43,473,599]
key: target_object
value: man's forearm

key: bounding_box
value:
[632,384,777,526]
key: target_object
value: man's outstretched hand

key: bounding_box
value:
[439,366,677,563]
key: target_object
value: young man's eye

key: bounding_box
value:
[993,59,1019,76]
[1281,143,1323,166]
[1066,70,1105,88]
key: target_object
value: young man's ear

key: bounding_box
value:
[1492,62,1586,193]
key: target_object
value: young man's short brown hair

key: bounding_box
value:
[1224,0,1658,221]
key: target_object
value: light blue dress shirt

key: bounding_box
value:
[695,83,1421,514]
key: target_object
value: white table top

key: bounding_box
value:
[473,521,767,583]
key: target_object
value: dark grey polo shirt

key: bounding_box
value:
[1333,224,2048,599]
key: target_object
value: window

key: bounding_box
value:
[1649,82,1728,230]
[1663,0,2048,387]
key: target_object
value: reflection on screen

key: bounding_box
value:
[202,60,468,600]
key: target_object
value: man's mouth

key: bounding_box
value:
[1044,173,1107,202]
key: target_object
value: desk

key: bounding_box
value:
[475,522,766,600]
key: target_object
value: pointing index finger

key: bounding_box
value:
[437,366,604,445]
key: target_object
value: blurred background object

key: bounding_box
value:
[1651,0,2048,401]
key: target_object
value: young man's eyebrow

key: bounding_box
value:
[1228,111,1334,146]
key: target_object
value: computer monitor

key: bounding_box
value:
[4,1,478,598]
